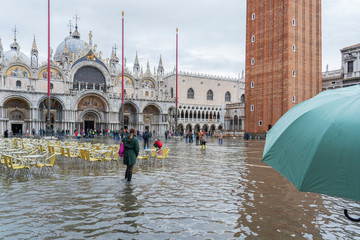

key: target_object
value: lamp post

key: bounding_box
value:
[46,0,52,136]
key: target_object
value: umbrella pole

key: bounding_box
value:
[344,209,360,222]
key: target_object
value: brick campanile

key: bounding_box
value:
[245,0,322,134]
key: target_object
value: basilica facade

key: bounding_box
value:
[0,25,244,136]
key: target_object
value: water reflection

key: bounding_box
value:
[0,137,359,239]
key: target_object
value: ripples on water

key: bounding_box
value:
[1,137,360,239]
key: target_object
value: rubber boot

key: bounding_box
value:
[127,171,133,181]
[123,170,128,181]
[204,145,207,150]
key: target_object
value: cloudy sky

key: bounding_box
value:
[1,0,359,78]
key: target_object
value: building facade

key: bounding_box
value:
[163,71,245,134]
[323,43,360,90]
[245,0,322,133]
[0,24,244,136]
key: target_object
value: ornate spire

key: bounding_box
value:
[158,55,163,69]
[0,37,3,51]
[89,31,93,48]
[110,45,119,62]
[72,13,80,39]
[64,39,69,54]
[10,25,20,51]
[32,35,38,52]
[134,51,139,67]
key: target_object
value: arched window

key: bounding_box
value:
[170,87,174,98]
[225,92,231,102]
[16,80,21,88]
[187,88,194,99]
[207,90,213,100]
[241,94,245,103]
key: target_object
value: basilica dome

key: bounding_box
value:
[54,31,87,62]
[3,41,31,66]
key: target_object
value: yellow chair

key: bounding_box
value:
[156,147,169,159]
[36,154,56,173]
[7,155,30,177]
[137,150,150,164]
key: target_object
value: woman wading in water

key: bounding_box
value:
[122,128,140,181]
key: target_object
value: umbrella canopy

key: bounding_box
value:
[262,86,360,202]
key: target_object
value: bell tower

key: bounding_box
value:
[245,0,322,134]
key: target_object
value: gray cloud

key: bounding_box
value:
[0,0,357,77]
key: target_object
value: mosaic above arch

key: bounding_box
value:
[78,96,106,112]
[6,66,30,78]
[115,76,133,87]
[39,68,63,81]
[140,79,155,89]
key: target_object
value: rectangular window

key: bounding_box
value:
[251,81,255,88]
[251,13,255,20]
[259,120,263,126]
[292,19,296,26]
[251,58,255,65]
[251,36,255,42]
[348,61,354,73]
[250,105,254,112]
[292,95,296,103]
[292,44,296,52]
[292,70,296,77]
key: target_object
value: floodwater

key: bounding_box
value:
[1,137,360,239]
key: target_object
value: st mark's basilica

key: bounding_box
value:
[0,23,245,136]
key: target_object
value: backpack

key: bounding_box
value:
[143,132,148,141]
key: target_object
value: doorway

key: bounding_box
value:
[85,121,95,130]
[12,124,23,135]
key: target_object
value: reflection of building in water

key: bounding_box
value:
[0,21,244,135]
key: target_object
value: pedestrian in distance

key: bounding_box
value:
[201,132,207,150]
[218,131,223,145]
[4,130,8,138]
[143,130,150,149]
[122,128,140,182]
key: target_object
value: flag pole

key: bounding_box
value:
[175,28,178,135]
[120,11,125,132]
[46,0,51,136]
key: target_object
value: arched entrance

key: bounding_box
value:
[120,103,138,130]
[194,124,200,133]
[83,112,100,130]
[142,104,160,133]
[39,98,63,130]
[77,95,108,131]
[218,125,223,130]
[202,124,209,133]
[177,123,184,133]
[186,124,192,132]
[210,124,216,134]
[3,97,31,135]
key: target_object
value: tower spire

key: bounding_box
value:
[72,12,80,39]
[32,35,38,51]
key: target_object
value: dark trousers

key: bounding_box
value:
[125,164,134,181]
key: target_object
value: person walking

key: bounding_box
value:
[4,130,8,138]
[201,132,207,150]
[122,128,140,182]
[218,131,223,145]
[143,130,150,149]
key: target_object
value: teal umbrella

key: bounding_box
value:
[262,86,360,221]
